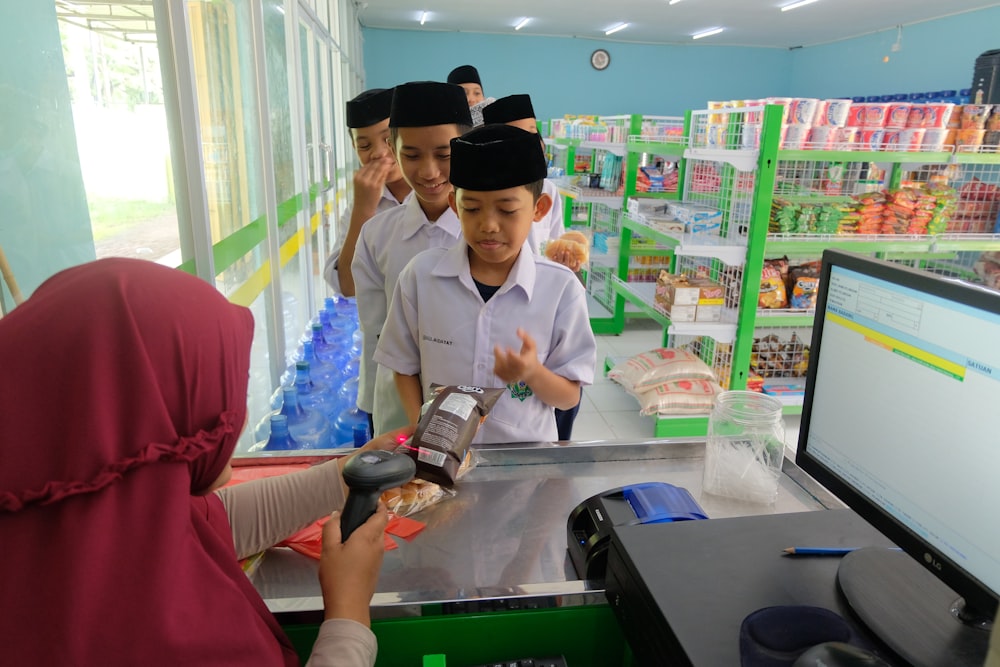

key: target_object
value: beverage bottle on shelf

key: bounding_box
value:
[337,373,360,408]
[352,422,372,448]
[333,403,369,447]
[310,323,350,368]
[255,386,334,449]
[262,414,299,451]
[286,360,340,421]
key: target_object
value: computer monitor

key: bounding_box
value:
[796,250,999,667]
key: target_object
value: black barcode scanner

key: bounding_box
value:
[340,450,416,542]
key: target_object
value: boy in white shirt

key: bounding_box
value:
[483,93,586,439]
[352,82,473,436]
[324,87,410,295]
[374,125,597,444]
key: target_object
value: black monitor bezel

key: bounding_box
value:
[795,249,999,618]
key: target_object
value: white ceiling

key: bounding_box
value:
[357,0,1000,49]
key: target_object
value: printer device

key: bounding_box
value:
[566,482,706,581]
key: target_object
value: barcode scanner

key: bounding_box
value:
[339,450,416,542]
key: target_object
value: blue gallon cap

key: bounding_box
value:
[623,482,708,524]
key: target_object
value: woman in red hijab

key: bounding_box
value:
[0,258,399,666]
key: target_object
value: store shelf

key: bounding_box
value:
[930,233,1000,251]
[626,138,687,156]
[684,148,759,172]
[755,308,816,327]
[777,149,953,164]
[765,233,936,254]
[622,215,747,266]
[612,278,739,344]
[579,140,627,156]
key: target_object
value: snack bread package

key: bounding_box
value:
[381,478,455,517]
[396,385,503,487]
[544,230,590,266]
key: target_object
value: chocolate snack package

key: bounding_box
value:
[396,385,503,486]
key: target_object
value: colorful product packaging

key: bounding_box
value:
[814,99,852,127]
[788,98,820,126]
[923,103,956,129]
[856,128,886,150]
[960,105,993,129]
[781,124,811,149]
[885,103,911,129]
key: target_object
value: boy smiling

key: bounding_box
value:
[374,125,597,444]
[352,82,473,436]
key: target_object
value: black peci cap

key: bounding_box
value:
[449,124,547,191]
[346,88,394,128]
[389,81,473,128]
[446,65,482,86]
[482,94,536,124]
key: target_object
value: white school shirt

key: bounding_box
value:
[526,178,565,255]
[374,241,597,444]
[351,196,464,430]
[322,186,408,293]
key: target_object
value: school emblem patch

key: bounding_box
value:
[507,380,533,401]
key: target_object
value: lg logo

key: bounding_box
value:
[924,552,943,570]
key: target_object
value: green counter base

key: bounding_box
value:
[283,605,631,667]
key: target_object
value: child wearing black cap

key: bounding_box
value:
[374,125,597,444]
[446,65,485,106]
[352,82,473,436]
[484,93,587,440]
[323,87,411,296]
[482,94,572,266]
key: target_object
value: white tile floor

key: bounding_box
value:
[578,318,802,450]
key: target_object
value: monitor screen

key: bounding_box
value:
[795,250,999,663]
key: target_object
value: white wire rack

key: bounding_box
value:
[689,106,766,152]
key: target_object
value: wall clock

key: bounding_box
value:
[590,49,610,71]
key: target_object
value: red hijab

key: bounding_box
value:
[0,258,298,666]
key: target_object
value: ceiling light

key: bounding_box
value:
[515,17,530,30]
[605,22,629,36]
[420,11,428,24]
[669,0,681,4]
[781,0,819,11]
[692,27,724,39]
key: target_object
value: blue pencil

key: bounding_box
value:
[782,546,902,556]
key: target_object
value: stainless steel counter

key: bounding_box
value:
[245,438,842,619]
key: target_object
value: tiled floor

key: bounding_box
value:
[577,318,802,450]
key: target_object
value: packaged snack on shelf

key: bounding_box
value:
[855,128,886,150]
[636,379,722,417]
[922,128,951,151]
[666,201,723,231]
[761,378,807,397]
[751,332,808,378]
[395,385,503,487]
[814,99,852,127]
[885,103,912,129]
[781,124,810,149]
[788,98,820,125]
[763,97,793,124]
[973,252,1000,289]
[923,103,956,129]
[959,105,992,129]
[956,129,986,149]
[906,105,927,128]
[758,260,788,309]
[895,128,926,151]
[654,272,724,322]
[789,262,821,309]
[608,346,718,394]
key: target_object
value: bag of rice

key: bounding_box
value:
[608,348,717,394]
[636,379,722,416]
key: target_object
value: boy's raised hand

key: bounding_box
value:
[493,327,541,384]
[352,155,396,219]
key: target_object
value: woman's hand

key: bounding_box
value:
[337,425,415,475]
[318,504,389,625]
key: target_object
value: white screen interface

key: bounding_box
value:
[806,265,1000,597]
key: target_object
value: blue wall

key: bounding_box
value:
[788,7,1000,99]
[361,29,792,120]
[362,6,999,119]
